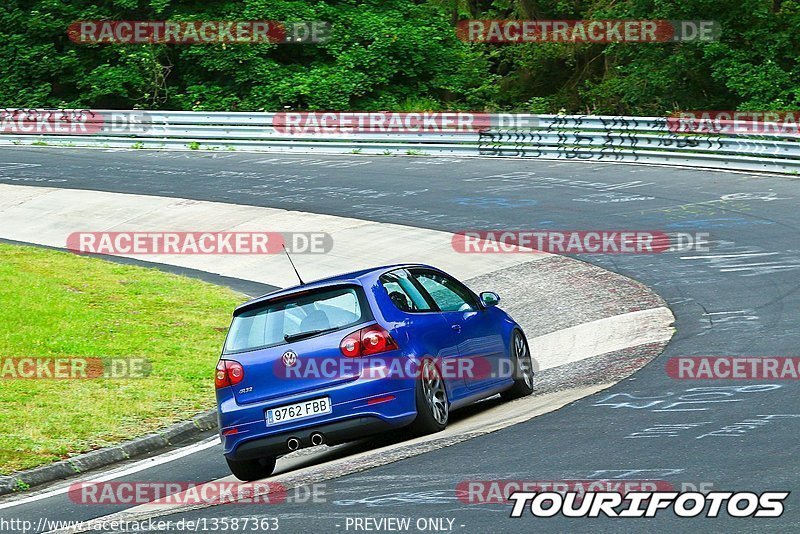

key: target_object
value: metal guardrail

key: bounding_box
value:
[1,110,799,174]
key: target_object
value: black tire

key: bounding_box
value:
[500,330,535,401]
[408,359,449,435]
[225,456,277,481]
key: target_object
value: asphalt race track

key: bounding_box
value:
[1,148,799,532]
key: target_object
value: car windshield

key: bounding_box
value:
[224,286,366,353]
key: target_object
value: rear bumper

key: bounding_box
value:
[232,416,398,460]
[218,375,416,459]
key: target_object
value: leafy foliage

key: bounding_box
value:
[1,0,796,114]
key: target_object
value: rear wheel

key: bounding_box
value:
[226,456,277,481]
[409,359,449,435]
[501,330,534,401]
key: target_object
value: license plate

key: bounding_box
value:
[266,397,332,426]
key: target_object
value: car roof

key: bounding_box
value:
[234,263,438,313]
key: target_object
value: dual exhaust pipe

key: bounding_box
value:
[287,432,325,451]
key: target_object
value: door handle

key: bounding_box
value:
[451,324,462,333]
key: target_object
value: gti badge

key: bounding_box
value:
[282,350,298,367]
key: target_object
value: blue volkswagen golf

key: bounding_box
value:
[216,264,534,480]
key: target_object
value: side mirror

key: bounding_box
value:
[480,291,500,308]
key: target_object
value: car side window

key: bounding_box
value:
[411,270,478,312]
[379,271,433,312]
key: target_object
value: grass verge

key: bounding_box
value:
[0,243,246,474]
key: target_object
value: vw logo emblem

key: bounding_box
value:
[282,350,298,367]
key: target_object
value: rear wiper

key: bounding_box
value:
[284,328,336,343]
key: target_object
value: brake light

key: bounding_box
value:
[215,360,244,389]
[340,325,398,358]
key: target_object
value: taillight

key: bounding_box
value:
[340,325,398,358]
[361,325,393,355]
[215,360,244,389]
[340,333,361,358]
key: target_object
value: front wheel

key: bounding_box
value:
[409,359,449,435]
[501,330,535,401]
[226,456,277,481]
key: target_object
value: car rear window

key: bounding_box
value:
[224,285,369,353]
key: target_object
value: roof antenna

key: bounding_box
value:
[282,244,305,285]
